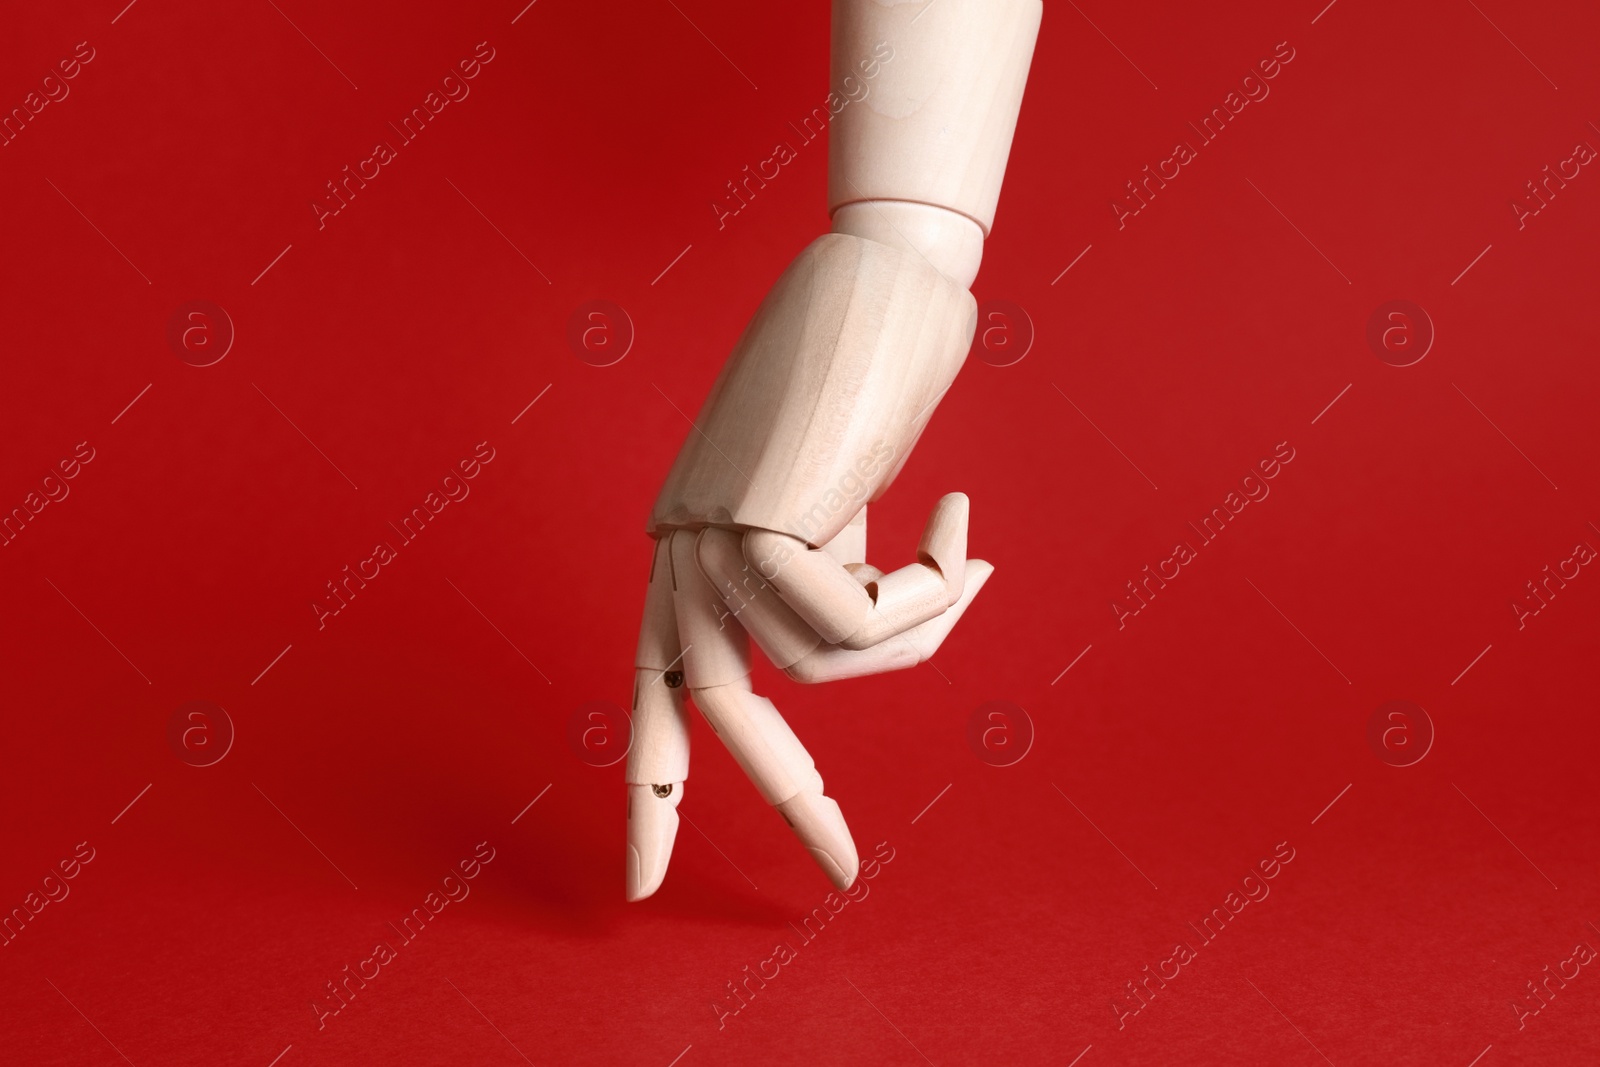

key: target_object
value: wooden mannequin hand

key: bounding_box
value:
[622,0,1041,901]
[623,232,993,901]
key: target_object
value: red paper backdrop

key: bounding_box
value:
[2,1,1598,1064]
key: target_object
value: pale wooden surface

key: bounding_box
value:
[828,0,1044,235]
[628,0,1040,901]
[648,234,976,549]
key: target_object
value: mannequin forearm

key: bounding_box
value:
[827,0,1043,286]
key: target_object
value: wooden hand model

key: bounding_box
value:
[627,0,1042,900]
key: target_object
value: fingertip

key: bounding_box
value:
[626,783,682,902]
[805,846,858,891]
[625,844,649,902]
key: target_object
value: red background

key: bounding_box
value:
[2,0,1598,1064]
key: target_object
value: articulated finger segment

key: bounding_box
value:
[698,527,823,669]
[898,559,993,660]
[692,678,821,803]
[627,782,682,902]
[630,535,690,786]
[627,536,695,904]
[776,792,858,891]
[744,527,873,645]
[627,667,688,786]
[917,493,969,603]
[670,528,753,688]
[842,492,970,648]
[745,493,975,652]
[787,559,994,684]
[692,678,858,889]
[842,563,951,650]
[620,675,684,902]
[631,529,775,902]
[635,536,682,670]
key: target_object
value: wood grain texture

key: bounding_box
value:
[828,0,1044,235]
[648,233,976,547]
